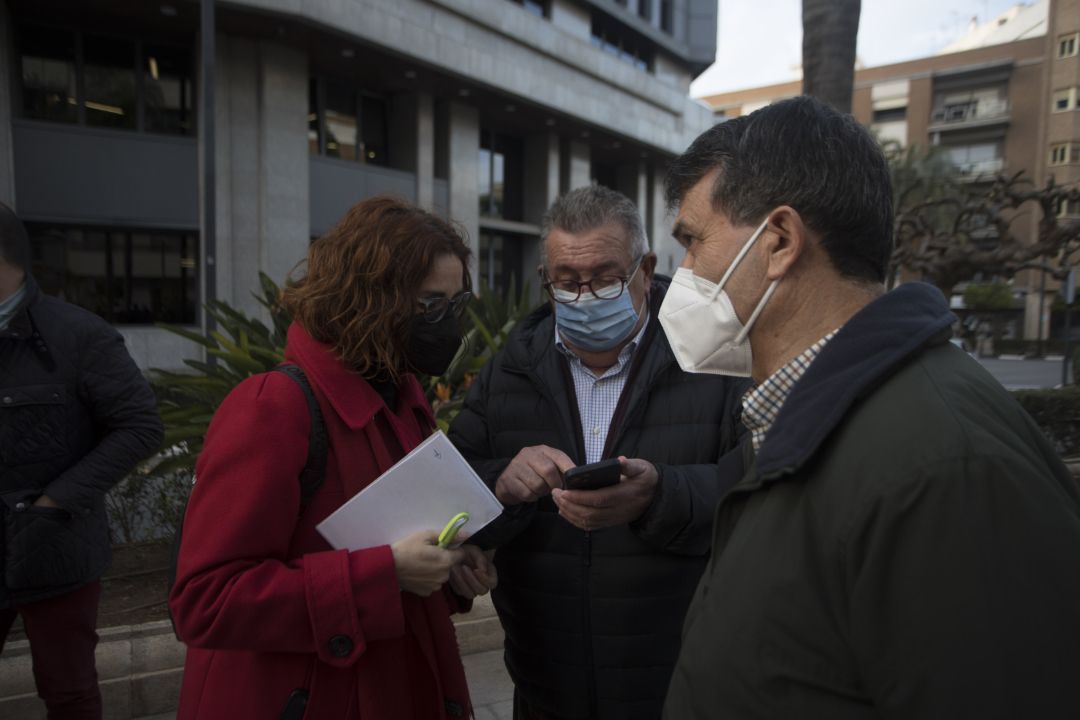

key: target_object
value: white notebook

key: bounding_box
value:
[316,430,504,551]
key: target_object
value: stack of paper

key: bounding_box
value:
[316,430,504,551]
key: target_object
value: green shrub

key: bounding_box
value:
[963,283,1016,311]
[147,272,289,476]
[994,339,1071,357]
[1012,387,1080,457]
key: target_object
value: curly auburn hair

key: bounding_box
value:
[281,195,471,379]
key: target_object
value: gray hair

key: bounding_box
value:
[540,185,649,268]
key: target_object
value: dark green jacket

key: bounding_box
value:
[664,283,1080,719]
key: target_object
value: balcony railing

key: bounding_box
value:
[930,100,1010,128]
[953,157,1005,180]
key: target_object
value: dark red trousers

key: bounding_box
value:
[0,581,103,719]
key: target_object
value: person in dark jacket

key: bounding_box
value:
[449,185,748,720]
[659,96,1080,719]
[0,202,164,717]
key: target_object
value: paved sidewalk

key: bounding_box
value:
[3,592,510,719]
[465,648,513,720]
[133,649,513,720]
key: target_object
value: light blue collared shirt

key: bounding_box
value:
[555,314,650,463]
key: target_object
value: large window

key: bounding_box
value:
[1059,33,1079,59]
[29,225,198,325]
[1053,88,1077,113]
[659,0,673,33]
[18,24,78,124]
[592,162,618,191]
[590,15,652,71]
[1049,142,1080,166]
[478,232,526,297]
[144,44,195,134]
[931,87,1007,124]
[505,0,547,16]
[308,78,388,166]
[17,23,193,135]
[479,130,524,220]
[945,143,1002,177]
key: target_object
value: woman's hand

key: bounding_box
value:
[448,545,498,600]
[391,530,466,597]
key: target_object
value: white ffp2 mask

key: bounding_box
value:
[658,219,779,376]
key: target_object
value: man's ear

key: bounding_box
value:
[761,206,807,281]
[639,252,657,285]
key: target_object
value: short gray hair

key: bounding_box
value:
[540,185,648,268]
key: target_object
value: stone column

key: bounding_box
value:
[562,139,591,192]
[205,38,309,318]
[416,93,435,210]
[448,101,480,290]
[649,162,679,276]
[524,132,560,226]
[523,132,561,298]
[616,161,649,221]
[257,41,310,296]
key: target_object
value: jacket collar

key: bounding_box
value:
[283,322,433,431]
[754,282,956,482]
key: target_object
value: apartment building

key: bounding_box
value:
[701,0,1080,343]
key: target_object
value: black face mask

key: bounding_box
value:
[405,314,463,377]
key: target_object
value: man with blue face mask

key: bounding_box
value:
[449,185,748,720]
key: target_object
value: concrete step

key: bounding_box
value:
[0,594,504,719]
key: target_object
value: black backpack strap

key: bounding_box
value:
[274,364,328,512]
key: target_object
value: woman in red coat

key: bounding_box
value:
[169,196,496,719]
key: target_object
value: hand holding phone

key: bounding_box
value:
[562,458,622,491]
[554,457,660,531]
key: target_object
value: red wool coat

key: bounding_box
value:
[169,323,473,719]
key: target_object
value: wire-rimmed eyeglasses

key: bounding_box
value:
[542,257,643,304]
[416,290,473,323]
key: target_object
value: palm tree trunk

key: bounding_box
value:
[802,0,862,113]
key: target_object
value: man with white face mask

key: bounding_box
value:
[449,185,748,720]
[660,96,1080,718]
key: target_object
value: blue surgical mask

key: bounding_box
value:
[554,265,644,352]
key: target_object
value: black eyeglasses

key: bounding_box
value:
[416,290,473,323]
[542,258,643,304]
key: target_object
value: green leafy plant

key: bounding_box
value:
[425,280,538,431]
[963,282,1016,311]
[148,272,288,475]
[106,470,192,544]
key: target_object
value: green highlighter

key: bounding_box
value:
[437,512,470,548]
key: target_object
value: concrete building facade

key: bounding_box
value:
[0,0,716,368]
[700,0,1080,344]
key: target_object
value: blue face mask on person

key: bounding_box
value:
[553,263,644,352]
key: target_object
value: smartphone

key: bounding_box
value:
[563,458,622,491]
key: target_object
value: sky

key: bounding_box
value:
[691,0,1029,98]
